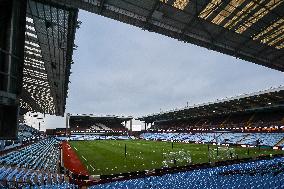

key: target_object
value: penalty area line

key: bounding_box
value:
[90,165,95,170]
[82,155,87,161]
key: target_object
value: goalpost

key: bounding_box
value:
[208,146,236,161]
[162,150,192,167]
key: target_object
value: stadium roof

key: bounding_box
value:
[48,0,283,71]
[20,0,284,116]
[20,0,78,116]
[138,86,284,123]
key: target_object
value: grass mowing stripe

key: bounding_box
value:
[70,140,284,175]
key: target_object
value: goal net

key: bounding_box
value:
[162,150,192,167]
[209,146,236,161]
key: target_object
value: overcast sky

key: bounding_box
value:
[41,10,284,130]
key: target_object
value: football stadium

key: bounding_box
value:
[0,0,284,188]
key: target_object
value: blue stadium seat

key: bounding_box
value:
[0,138,78,188]
[89,157,284,189]
[140,132,284,147]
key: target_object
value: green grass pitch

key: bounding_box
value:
[69,140,284,175]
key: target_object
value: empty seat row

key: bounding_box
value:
[0,165,77,188]
[89,157,284,189]
[57,135,131,141]
[0,138,59,173]
[140,132,284,147]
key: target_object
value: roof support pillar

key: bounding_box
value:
[66,113,70,137]
[130,119,132,131]
[124,121,127,129]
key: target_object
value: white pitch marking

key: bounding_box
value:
[82,156,87,161]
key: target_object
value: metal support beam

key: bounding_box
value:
[272,53,284,64]
[181,0,212,34]
[146,0,160,22]
[99,0,106,14]
[66,113,70,136]
[129,119,132,131]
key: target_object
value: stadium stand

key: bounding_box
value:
[89,157,284,189]
[0,137,78,188]
[1,141,22,152]
[139,87,284,133]
[0,124,41,154]
[97,123,111,131]
[18,124,41,142]
[68,115,131,133]
[0,166,76,189]
[57,135,132,141]
[0,138,59,173]
[149,111,284,132]
[140,132,284,147]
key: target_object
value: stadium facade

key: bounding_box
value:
[0,0,78,139]
[138,86,284,130]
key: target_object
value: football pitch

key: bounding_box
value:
[69,140,284,175]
